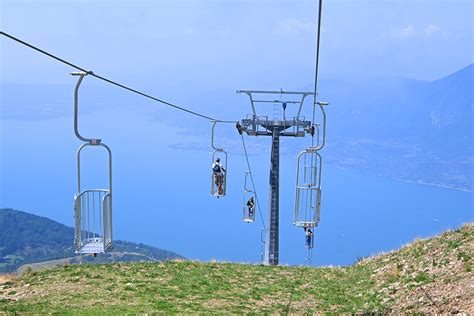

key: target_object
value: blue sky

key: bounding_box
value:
[1,0,473,88]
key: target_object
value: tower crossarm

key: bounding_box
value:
[237,89,315,137]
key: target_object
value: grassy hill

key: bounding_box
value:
[0,208,183,272]
[0,223,472,313]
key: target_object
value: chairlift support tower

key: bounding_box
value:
[237,89,315,266]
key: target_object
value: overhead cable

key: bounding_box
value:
[0,31,236,124]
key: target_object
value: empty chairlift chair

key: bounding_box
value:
[71,72,113,254]
[294,149,322,229]
[74,143,113,254]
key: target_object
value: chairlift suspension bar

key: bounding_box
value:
[72,72,101,144]
[308,102,328,151]
[211,121,224,151]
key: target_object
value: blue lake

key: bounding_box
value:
[1,107,472,266]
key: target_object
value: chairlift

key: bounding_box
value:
[242,171,255,223]
[71,72,113,255]
[294,148,322,228]
[210,121,228,198]
[294,101,328,229]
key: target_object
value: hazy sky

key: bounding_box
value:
[1,0,473,88]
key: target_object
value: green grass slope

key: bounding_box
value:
[1,223,472,314]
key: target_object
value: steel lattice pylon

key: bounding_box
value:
[237,90,315,265]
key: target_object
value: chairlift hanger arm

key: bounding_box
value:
[307,101,328,151]
[71,72,101,144]
[211,121,224,151]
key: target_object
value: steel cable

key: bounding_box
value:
[0,31,236,124]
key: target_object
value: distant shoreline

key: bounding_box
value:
[168,143,473,194]
[325,163,473,194]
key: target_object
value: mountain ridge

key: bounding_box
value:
[0,208,183,273]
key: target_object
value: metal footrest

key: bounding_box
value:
[76,238,105,254]
[294,221,317,228]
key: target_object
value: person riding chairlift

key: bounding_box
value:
[212,157,226,196]
[304,227,314,249]
[246,196,255,220]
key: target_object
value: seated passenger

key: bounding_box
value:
[304,227,314,249]
[247,196,255,220]
[212,158,226,196]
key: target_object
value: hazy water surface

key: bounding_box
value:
[1,108,472,266]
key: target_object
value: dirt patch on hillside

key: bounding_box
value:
[0,274,15,285]
[363,223,474,313]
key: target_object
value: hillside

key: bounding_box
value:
[0,223,472,313]
[0,208,183,272]
[318,64,474,191]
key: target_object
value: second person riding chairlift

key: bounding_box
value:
[304,227,314,249]
[246,196,255,221]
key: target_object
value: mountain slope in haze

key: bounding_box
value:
[2,64,473,191]
[0,208,183,272]
[320,64,473,148]
[1,223,472,313]
[316,64,473,191]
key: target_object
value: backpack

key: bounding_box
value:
[213,164,221,173]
